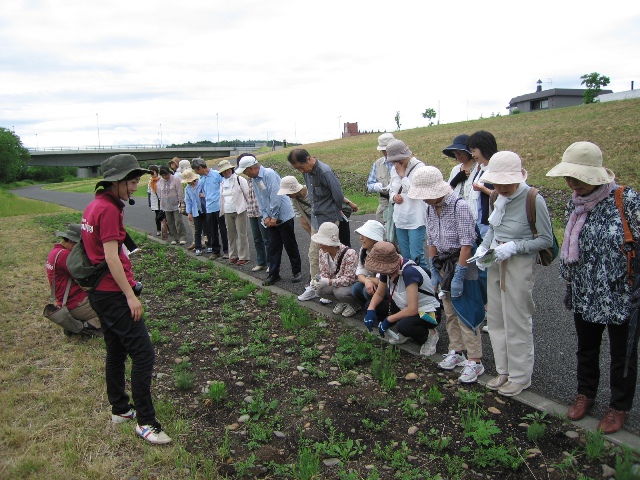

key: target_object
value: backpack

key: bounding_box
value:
[489,187,559,266]
[66,238,110,292]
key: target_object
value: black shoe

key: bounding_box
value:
[291,273,302,283]
[262,275,281,286]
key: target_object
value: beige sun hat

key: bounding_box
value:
[217,159,234,174]
[385,140,413,162]
[377,133,396,151]
[180,169,199,183]
[481,151,528,184]
[546,141,615,186]
[277,175,305,195]
[407,166,452,200]
[364,241,402,275]
[311,222,341,247]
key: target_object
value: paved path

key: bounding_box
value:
[13,185,640,436]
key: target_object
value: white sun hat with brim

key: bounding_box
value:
[377,133,396,151]
[355,220,385,242]
[310,222,341,247]
[277,176,305,195]
[180,169,199,183]
[481,151,528,184]
[545,141,615,186]
[235,156,258,175]
[407,166,452,200]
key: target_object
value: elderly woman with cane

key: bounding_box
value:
[547,141,640,434]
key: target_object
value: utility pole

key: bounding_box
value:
[216,113,219,144]
[96,113,101,148]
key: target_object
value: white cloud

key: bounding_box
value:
[1,0,639,149]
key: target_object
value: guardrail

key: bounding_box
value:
[28,144,258,153]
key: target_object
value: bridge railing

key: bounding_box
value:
[28,144,258,153]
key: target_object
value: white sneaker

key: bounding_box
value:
[458,361,485,384]
[135,421,172,445]
[319,298,332,304]
[482,325,489,333]
[156,231,161,236]
[298,285,318,301]
[170,241,177,245]
[332,303,348,315]
[388,332,409,344]
[111,408,136,424]
[438,350,466,370]
[420,330,439,356]
[341,304,361,317]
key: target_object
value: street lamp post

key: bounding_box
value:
[36,133,38,150]
[216,113,219,144]
[160,124,162,147]
[96,113,101,149]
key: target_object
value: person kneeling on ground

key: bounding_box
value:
[45,224,102,338]
[83,154,171,445]
[364,241,441,355]
[310,222,361,317]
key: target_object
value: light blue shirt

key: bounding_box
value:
[200,168,222,213]
[251,165,294,222]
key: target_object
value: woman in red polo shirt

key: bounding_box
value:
[83,154,171,445]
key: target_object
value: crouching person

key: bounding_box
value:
[45,224,102,337]
[364,242,441,356]
[310,222,361,317]
[83,154,171,445]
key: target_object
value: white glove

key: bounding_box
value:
[475,245,488,258]
[474,245,489,271]
[372,182,384,193]
[493,241,517,262]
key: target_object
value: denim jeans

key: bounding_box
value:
[249,216,269,267]
[89,291,157,425]
[395,226,428,270]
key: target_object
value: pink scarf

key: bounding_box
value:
[562,181,616,263]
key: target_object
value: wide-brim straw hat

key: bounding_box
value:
[181,169,199,183]
[311,222,341,247]
[364,241,402,275]
[217,159,234,174]
[56,224,81,243]
[407,166,452,200]
[481,151,528,184]
[546,141,615,186]
[355,220,385,242]
[277,175,305,195]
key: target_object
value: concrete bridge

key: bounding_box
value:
[28,145,261,177]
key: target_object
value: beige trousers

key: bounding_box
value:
[486,254,536,385]
[225,211,250,261]
[69,297,101,329]
[441,293,483,359]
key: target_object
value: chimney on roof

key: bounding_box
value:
[536,79,542,92]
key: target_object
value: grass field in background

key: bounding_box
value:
[0,189,65,217]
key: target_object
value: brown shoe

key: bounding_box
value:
[236,260,249,266]
[567,394,595,421]
[187,243,196,250]
[229,257,238,264]
[597,407,626,434]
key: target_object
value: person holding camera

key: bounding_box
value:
[82,154,171,445]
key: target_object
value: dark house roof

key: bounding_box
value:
[508,88,613,107]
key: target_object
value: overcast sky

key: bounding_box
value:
[2,0,639,150]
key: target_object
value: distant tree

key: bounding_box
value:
[509,108,521,115]
[0,127,30,184]
[580,72,610,104]
[394,111,401,130]
[421,108,437,126]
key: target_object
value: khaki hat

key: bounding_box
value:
[101,154,151,182]
[277,176,305,195]
[385,140,413,162]
[217,159,235,174]
[56,224,81,243]
[407,166,452,200]
[355,220,385,242]
[377,133,396,151]
[546,141,615,186]
[481,151,528,185]
[235,156,259,175]
[311,222,341,247]
[180,169,199,183]
[364,241,402,275]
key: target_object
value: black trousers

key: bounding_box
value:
[89,291,157,425]
[574,313,638,411]
[266,218,301,278]
[370,296,436,345]
[206,211,228,254]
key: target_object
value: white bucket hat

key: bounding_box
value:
[377,133,396,151]
[546,141,615,186]
[277,175,305,195]
[385,140,413,162]
[407,166,452,200]
[481,151,528,184]
[311,222,341,247]
[355,220,385,242]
